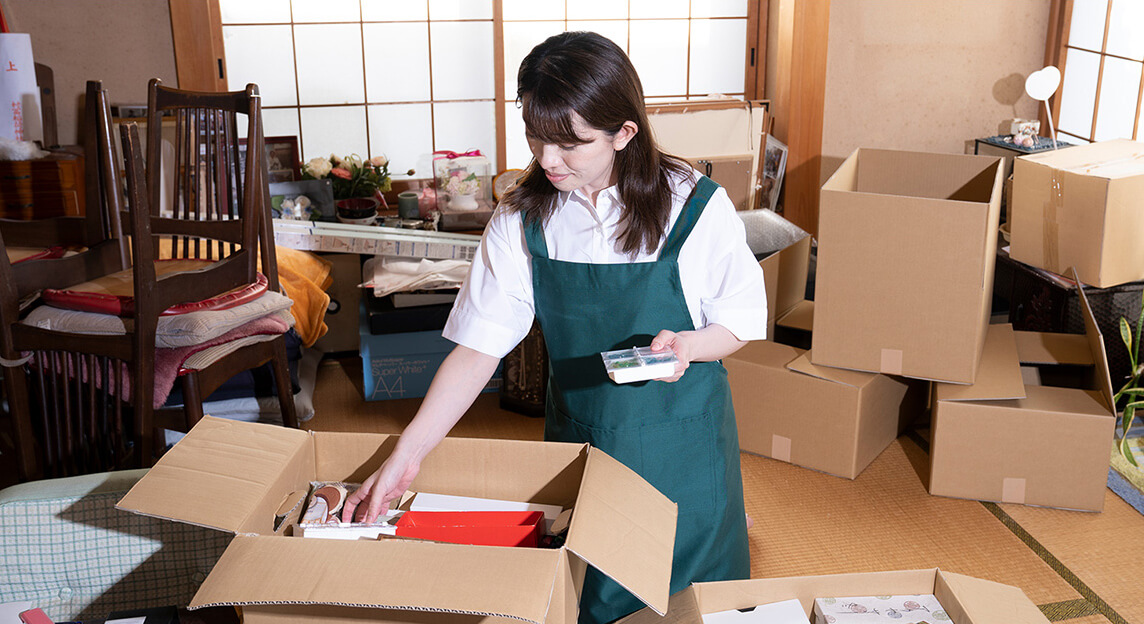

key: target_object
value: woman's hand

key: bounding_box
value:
[341,453,421,523]
[650,329,692,382]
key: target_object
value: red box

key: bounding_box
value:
[394,510,545,548]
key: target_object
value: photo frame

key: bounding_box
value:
[268,179,336,222]
[761,134,788,212]
[240,135,301,183]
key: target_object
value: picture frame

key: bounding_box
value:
[268,179,336,222]
[240,135,301,183]
[761,134,788,212]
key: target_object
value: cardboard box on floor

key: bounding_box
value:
[726,340,928,479]
[813,148,1004,384]
[116,417,677,624]
[1010,138,1144,288]
[759,234,813,342]
[615,568,1049,624]
[930,272,1117,511]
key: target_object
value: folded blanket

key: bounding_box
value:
[274,246,333,348]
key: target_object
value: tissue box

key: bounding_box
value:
[812,594,945,624]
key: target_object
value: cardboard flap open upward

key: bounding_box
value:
[565,448,678,616]
[1014,330,1093,366]
[1073,268,1117,409]
[787,351,877,388]
[192,535,559,623]
[116,417,311,534]
[614,587,701,624]
[937,570,1050,624]
[934,324,1026,402]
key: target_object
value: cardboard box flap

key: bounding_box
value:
[192,535,560,623]
[787,351,877,388]
[1025,138,1144,178]
[777,299,813,332]
[614,586,701,624]
[116,417,312,534]
[937,570,1050,623]
[1073,268,1117,408]
[565,447,678,616]
[934,324,1026,402]
[1014,330,1093,366]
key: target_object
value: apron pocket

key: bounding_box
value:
[638,412,718,517]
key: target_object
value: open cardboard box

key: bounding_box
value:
[813,148,1004,384]
[1011,138,1144,288]
[726,340,928,479]
[615,568,1048,624]
[759,234,813,343]
[116,417,677,624]
[930,270,1116,511]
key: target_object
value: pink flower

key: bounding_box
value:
[330,167,352,180]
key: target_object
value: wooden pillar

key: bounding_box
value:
[771,0,829,236]
[169,0,227,92]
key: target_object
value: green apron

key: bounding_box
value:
[525,176,750,624]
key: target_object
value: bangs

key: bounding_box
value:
[521,93,588,145]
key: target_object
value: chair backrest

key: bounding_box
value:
[34,62,57,149]
[144,79,280,309]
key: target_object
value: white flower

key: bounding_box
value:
[369,154,388,168]
[304,157,332,178]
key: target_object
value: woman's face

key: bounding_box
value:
[526,112,636,200]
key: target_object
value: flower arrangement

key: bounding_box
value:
[303,153,391,200]
[443,171,480,197]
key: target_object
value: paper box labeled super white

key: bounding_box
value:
[930,274,1116,512]
[117,417,677,624]
[1011,139,1144,288]
[616,568,1048,624]
[814,148,1003,384]
[726,340,928,479]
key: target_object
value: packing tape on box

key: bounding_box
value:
[880,349,903,375]
[771,435,792,462]
[1002,477,1027,504]
[1044,171,1062,271]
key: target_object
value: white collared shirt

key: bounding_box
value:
[443,169,768,358]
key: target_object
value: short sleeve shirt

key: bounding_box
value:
[443,169,768,358]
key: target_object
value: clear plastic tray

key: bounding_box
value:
[600,346,679,384]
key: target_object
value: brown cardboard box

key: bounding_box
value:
[930,276,1116,512]
[616,568,1049,624]
[813,148,1004,384]
[726,340,928,479]
[116,417,677,624]
[759,235,812,340]
[1010,139,1144,288]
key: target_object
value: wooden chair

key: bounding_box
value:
[0,81,129,480]
[0,80,298,481]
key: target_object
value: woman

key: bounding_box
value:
[342,31,767,623]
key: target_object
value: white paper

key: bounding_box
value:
[813,594,946,624]
[0,601,33,624]
[704,598,809,624]
[0,33,41,142]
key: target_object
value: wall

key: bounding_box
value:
[821,0,1050,182]
[2,0,176,145]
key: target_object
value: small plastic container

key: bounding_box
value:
[600,346,679,384]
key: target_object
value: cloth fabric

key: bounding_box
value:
[273,245,333,347]
[361,255,471,297]
[530,177,751,623]
[21,290,295,348]
[443,168,767,358]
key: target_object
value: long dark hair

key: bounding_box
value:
[504,31,690,256]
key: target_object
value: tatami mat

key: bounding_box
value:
[309,357,1141,622]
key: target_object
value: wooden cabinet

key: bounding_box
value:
[0,153,85,219]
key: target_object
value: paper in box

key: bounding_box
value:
[726,340,928,479]
[1010,138,1144,288]
[116,417,678,624]
[929,270,1117,511]
[813,148,1003,384]
[616,568,1049,624]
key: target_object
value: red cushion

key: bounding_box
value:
[41,259,269,317]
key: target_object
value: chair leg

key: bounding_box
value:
[181,374,205,429]
[271,339,298,428]
[4,366,42,481]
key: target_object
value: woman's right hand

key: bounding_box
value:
[341,453,421,524]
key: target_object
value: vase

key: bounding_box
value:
[336,197,379,225]
[448,192,479,212]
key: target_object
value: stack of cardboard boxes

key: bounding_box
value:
[728,143,1125,513]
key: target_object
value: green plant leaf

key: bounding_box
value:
[1123,437,1140,467]
[1121,317,1134,355]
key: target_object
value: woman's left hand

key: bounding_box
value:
[650,329,692,382]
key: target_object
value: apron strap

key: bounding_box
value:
[660,175,718,262]
[523,214,550,259]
